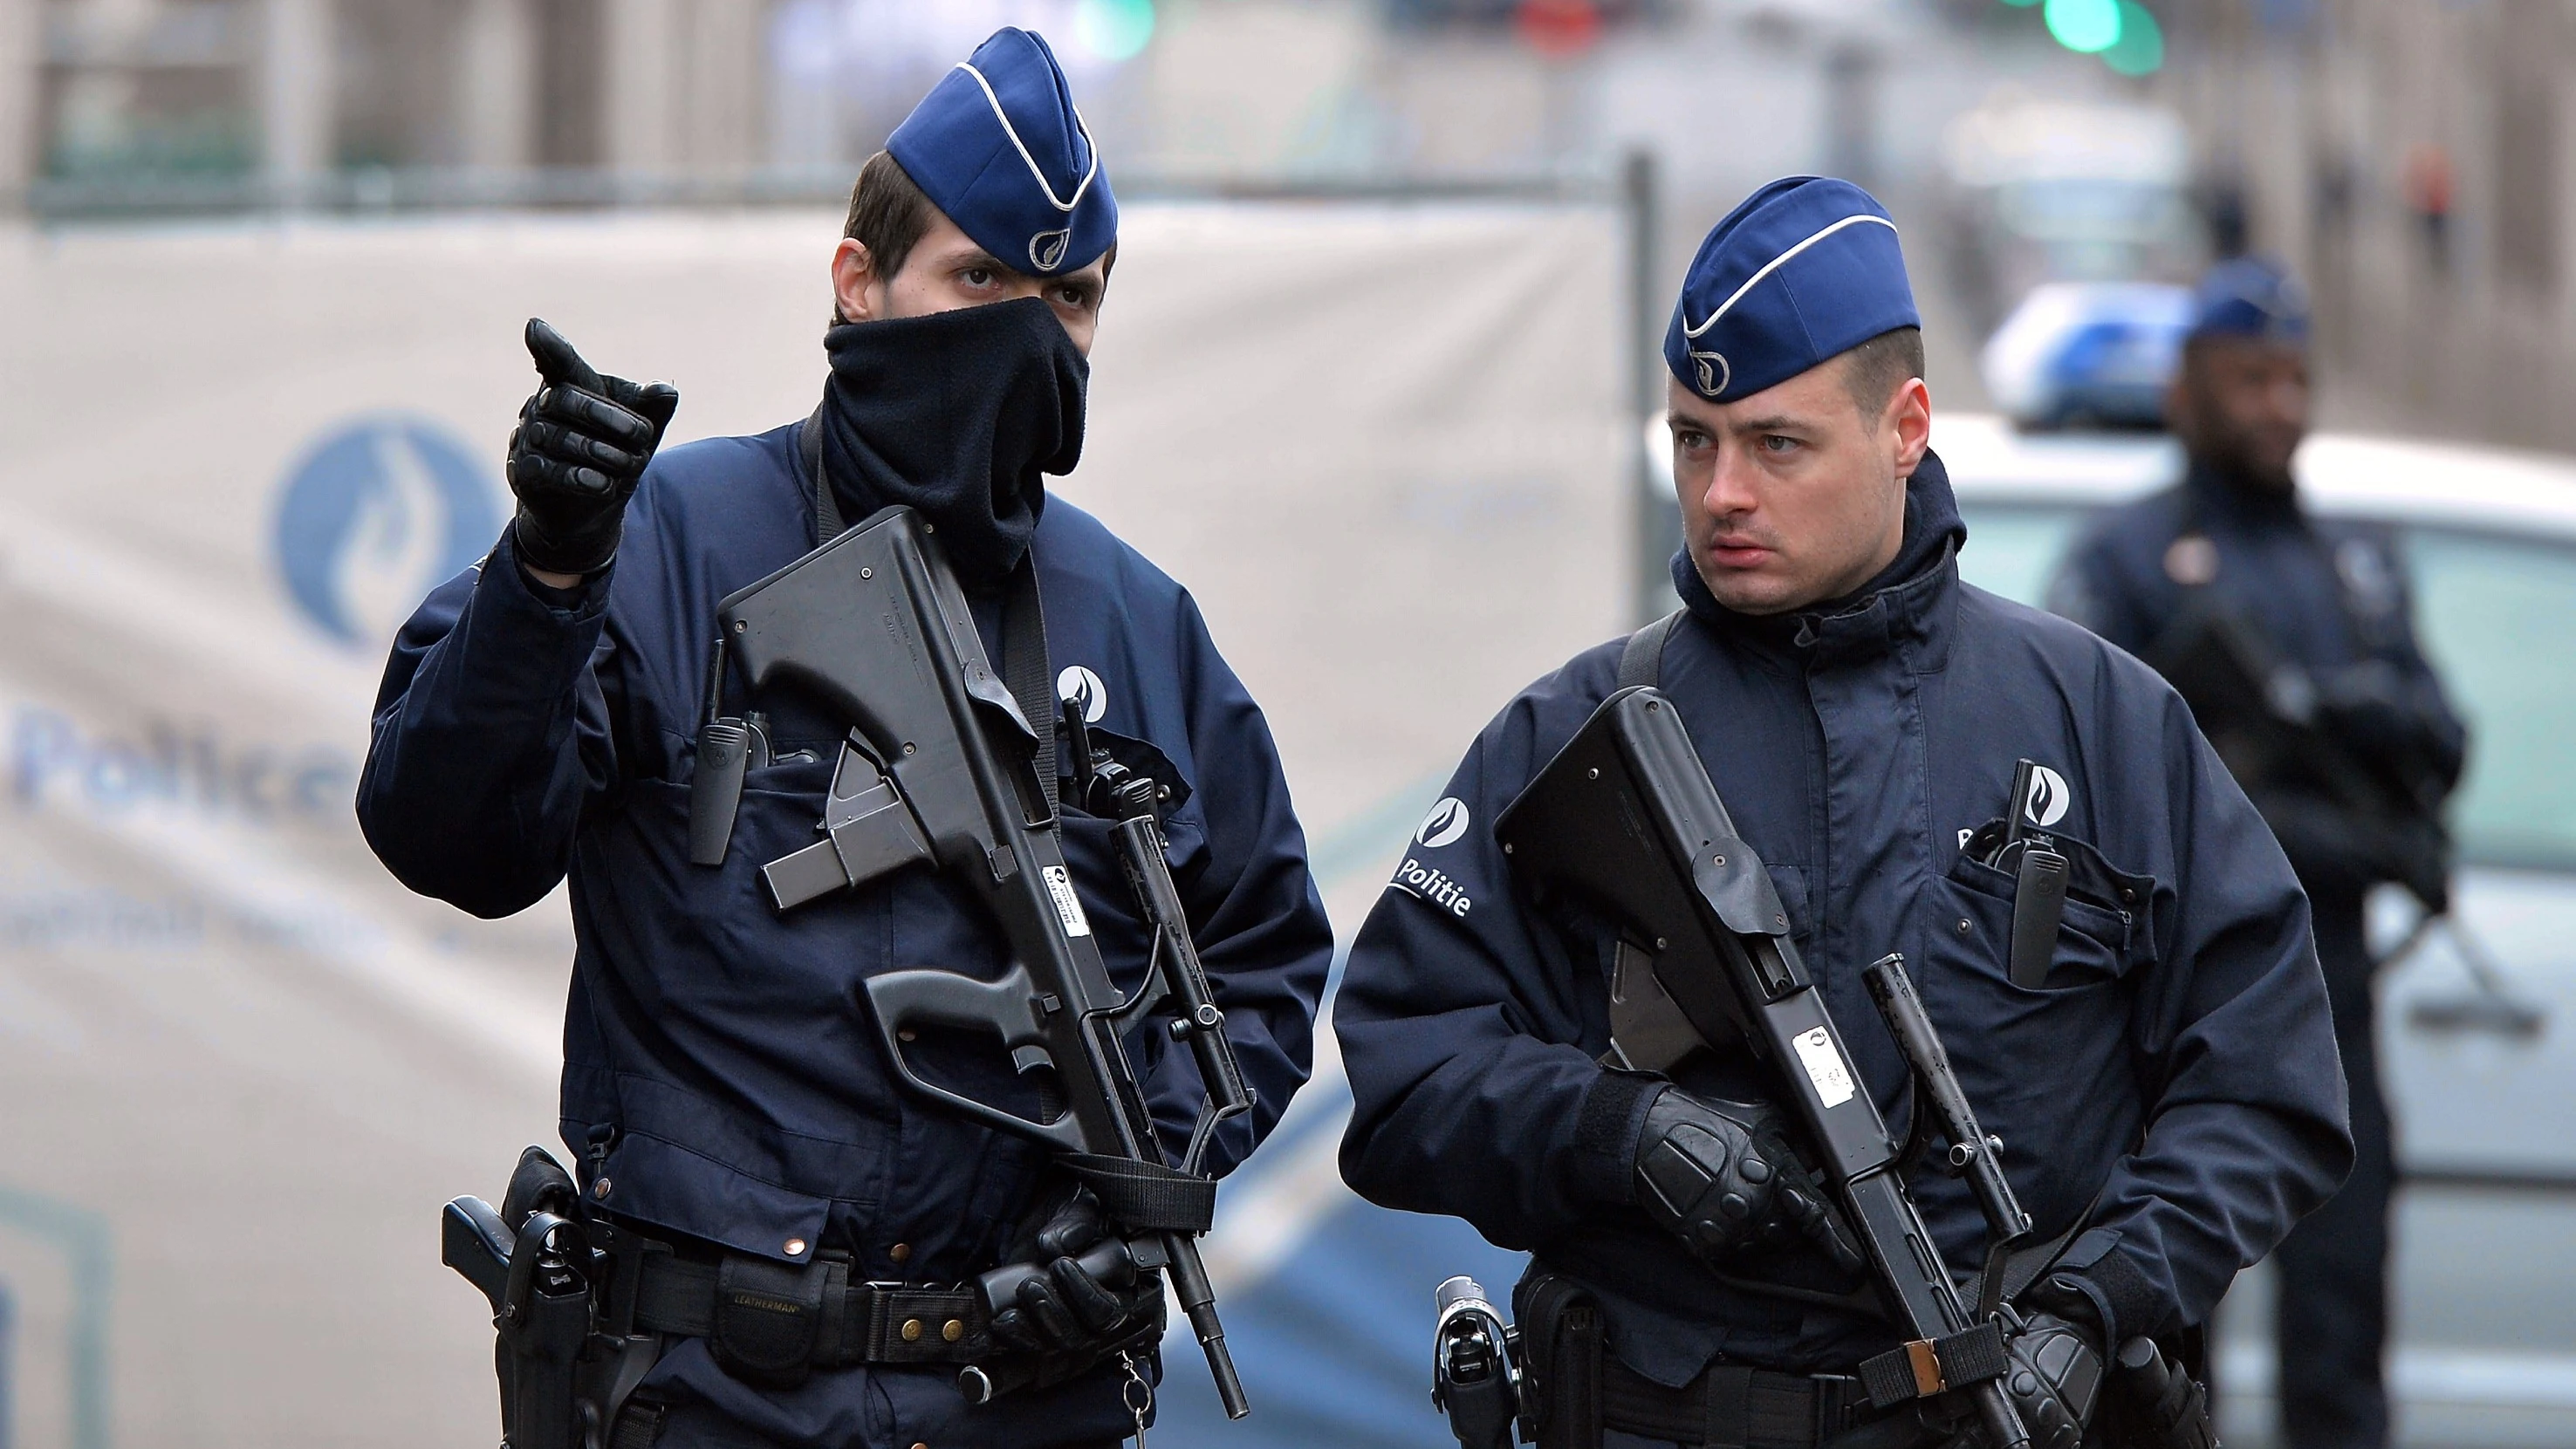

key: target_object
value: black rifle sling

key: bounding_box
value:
[802,409,1058,817]
[804,407,839,541]
[1618,609,1685,691]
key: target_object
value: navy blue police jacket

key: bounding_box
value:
[2046,463,2466,902]
[358,422,1332,1446]
[1336,455,2353,1387]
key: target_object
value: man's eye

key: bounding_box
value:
[961,267,996,287]
[1056,285,1093,309]
[1675,430,1709,451]
[1762,434,1798,454]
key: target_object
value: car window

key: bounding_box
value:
[1956,502,2086,606]
[1959,500,2576,876]
[2401,528,2576,874]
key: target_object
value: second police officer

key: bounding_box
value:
[358,29,1333,1449]
[2049,260,2467,1449]
[1337,180,2354,1449]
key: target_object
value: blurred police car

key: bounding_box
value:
[1978,282,2192,432]
[1938,414,2576,1449]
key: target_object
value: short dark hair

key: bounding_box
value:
[1841,326,1925,419]
[843,150,938,285]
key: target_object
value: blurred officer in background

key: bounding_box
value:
[1337,179,2351,1449]
[2049,259,2467,1449]
[357,28,1330,1449]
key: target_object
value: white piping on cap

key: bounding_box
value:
[953,61,1100,215]
[1681,214,1899,338]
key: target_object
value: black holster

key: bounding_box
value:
[1514,1272,1607,1449]
[445,1148,667,1449]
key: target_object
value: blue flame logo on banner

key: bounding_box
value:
[272,416,501,647]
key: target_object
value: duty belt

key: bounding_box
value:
[1601,1358,1929,1449]
[594,1229,993,1387]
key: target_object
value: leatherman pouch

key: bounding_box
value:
[1514,1272,1607,1449]
[708,1254,834,1388]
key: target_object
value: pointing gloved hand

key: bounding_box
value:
[986,1185,1167,1359]
[1633,1085,1864,1274]
[1991,1276,2110,1449]
[505,319,681,578]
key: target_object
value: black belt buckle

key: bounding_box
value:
[583,1219,669,1340]
[1810,1373,1858,1439]
[709,1254,833,1388]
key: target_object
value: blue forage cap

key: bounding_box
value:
[886,28,1116,277]
[2188,256,2310,345]
[1664,177,1920,401]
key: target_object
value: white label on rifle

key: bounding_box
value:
[1043,865,1092,938]
[1793,1027,1856,1108]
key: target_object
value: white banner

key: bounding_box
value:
[0,200,1627,1447]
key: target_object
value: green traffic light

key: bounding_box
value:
[2043,0,2121,52]
[2102,2,2164,73]
[1076,0,1155,63]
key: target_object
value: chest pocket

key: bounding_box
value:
[1949,819,2157,986]
[1916,824,2158,1216]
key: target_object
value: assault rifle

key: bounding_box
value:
[2151,606,2449,910]
[1496,687,2036,1449]
[713,504,1252,1417]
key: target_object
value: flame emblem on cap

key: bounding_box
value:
[1689,349,1732,398]
[1030,228,1072,273]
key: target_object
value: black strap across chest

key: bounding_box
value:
[801,410,1058,814]
[1619,609,1686,690]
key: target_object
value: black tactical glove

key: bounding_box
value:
[2104,1334,2216,1449]
[1634,1086,1863,1273]
[505,318,680,578]
[1992,1279,2109,1449]
[987,1186,1166,1359]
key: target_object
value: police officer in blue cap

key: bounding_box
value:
[359,28,1331,1449]
[2049,257,2466,1449]
[1339,181,2351,1449]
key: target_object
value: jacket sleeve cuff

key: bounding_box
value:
[491,526,613,619]
[2058,1245,2168,1345]
[1572,1071,1663,1206]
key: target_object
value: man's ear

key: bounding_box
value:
[832,238,880,325]
[1887,377,1932,481]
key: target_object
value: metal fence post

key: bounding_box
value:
[1624,147,1679,627]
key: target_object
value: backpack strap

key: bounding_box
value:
[1618,610,1686,692]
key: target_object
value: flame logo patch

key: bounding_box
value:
[2023,765,2071,829]
[1415,796,1472,849]
[1057,665,1107,724]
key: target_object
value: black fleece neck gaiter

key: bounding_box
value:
[819,296,1089,587]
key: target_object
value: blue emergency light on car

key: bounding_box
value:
[1981,281,2192,432]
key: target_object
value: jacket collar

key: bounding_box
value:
[2182,455,2305,530]
[1670,448,1966,672]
